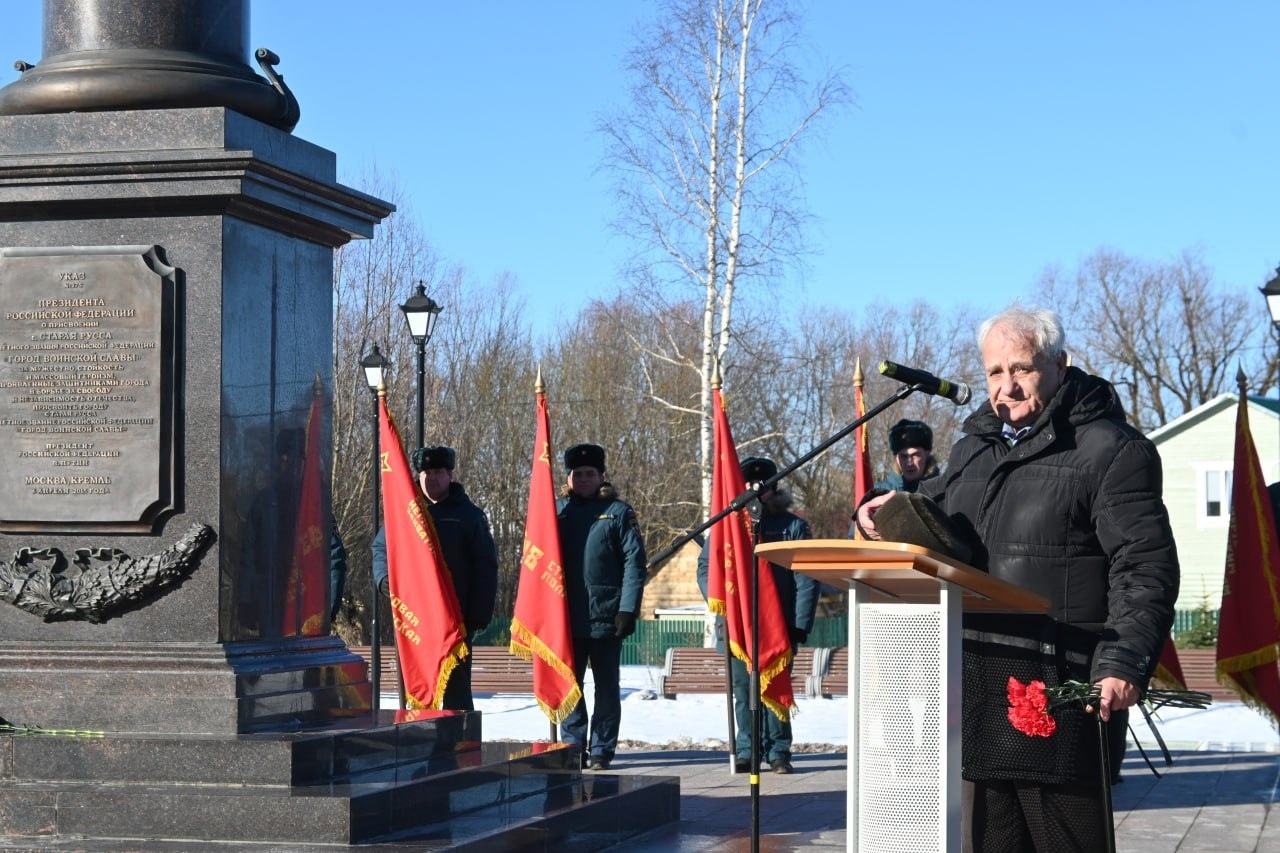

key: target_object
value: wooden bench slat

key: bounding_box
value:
[347,644,535,695]
[659,646,823,699]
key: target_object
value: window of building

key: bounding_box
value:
[1203,469,1231,520]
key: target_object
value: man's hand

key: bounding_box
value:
[614,611,637,639]
[1090,676,1140,722]
[854,491,897,540]
[788,627,808,646]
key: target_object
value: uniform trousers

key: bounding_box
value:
[559,635,623,762]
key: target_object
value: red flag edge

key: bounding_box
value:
[509,619,583,723]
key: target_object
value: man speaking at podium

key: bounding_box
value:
[856,305,1179,851]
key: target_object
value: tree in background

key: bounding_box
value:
[326,189,1272,639]
[539,296,703,564]
[331,171,440,642]
[599,0,848,519]
[1035,248,1273,432]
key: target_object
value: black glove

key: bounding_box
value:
[614,611,637,639]
[378,577,389,596]
[789,627,808,646]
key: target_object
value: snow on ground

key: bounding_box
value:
[382,665,1280,753]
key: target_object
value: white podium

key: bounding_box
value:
[757,540,1049,853]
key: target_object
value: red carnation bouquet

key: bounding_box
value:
[1007,677,1211,738]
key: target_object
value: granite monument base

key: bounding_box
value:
[0,711,681,849]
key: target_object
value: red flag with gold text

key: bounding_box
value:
[378,393,467,710]
[706,387,795,720]
[510,387,581,723]
[284,383,328,636]
[1216,390,1280,724]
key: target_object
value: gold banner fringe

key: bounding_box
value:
[509,618,582,724]
[728,638,795,723]
[404,638,468,711]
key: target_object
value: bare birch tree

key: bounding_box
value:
[601,0,847,520]
[1035,249,1273,432]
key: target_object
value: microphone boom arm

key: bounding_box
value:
[645,381,922,571]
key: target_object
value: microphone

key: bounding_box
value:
[878,360,972,405]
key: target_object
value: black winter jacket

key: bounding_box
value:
[929,366,1179,683]
[557,484,647,639]
[927,367,1180,783]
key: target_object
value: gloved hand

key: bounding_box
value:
[614,611,637,639]
[378,577,389,596]
[788,627,808,646]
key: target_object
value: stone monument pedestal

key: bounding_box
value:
[0,106,390,734]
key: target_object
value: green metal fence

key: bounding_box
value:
[476,610,1213,660]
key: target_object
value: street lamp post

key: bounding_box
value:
[1261,267,1280,488]
[398,282,443,449]
[360,344,390,709]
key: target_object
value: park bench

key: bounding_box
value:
[814,645,848,697]
[347,644,534,696]
[658,645,822,699]
[1167,648,1238,704]
[470,646,535,694]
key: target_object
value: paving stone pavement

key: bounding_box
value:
[599,745,1280,852]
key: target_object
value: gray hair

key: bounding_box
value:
[977,306,1066,359]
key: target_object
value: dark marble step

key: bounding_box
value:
[0,714,680,848]
[0,770,680,851]
[2,709,479,787]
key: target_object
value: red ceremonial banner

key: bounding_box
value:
[1152,631,1188,691]
[1216,388,1280,724]
[378,393,468,710]
[706,387,795,720]
[510,387,581,723]
[284,382,328,637]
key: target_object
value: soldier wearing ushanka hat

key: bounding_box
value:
[556,442,647,771]
[696,455,818,775]
[878,418,940,494]
[371,444,498,711]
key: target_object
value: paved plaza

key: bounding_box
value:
[601,744,1280,852]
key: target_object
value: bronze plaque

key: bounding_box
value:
[0,246,177,532]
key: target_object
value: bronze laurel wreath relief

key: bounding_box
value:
[0,523,214,623]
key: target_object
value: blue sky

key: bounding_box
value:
[1,3,1276,332]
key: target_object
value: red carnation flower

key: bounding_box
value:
[1007,676,1056,737]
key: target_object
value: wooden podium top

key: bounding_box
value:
[756,539,1050,614]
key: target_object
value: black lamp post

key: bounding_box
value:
[1261,267,1280,492]
[360,344,389,709]
[1261,266,1280,332]
[398,282,443,449]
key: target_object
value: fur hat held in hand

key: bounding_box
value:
[874,492,972,563]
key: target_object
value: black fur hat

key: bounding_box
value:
[411,445,456,472]
[888,419,933,453]
[874,492,972,563]
[564,443,606,473]
[740,456,778,484]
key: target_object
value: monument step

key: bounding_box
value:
[0,740,679,847]
[2,711,481,787]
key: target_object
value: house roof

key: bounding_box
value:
[1147,393,1279,443]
